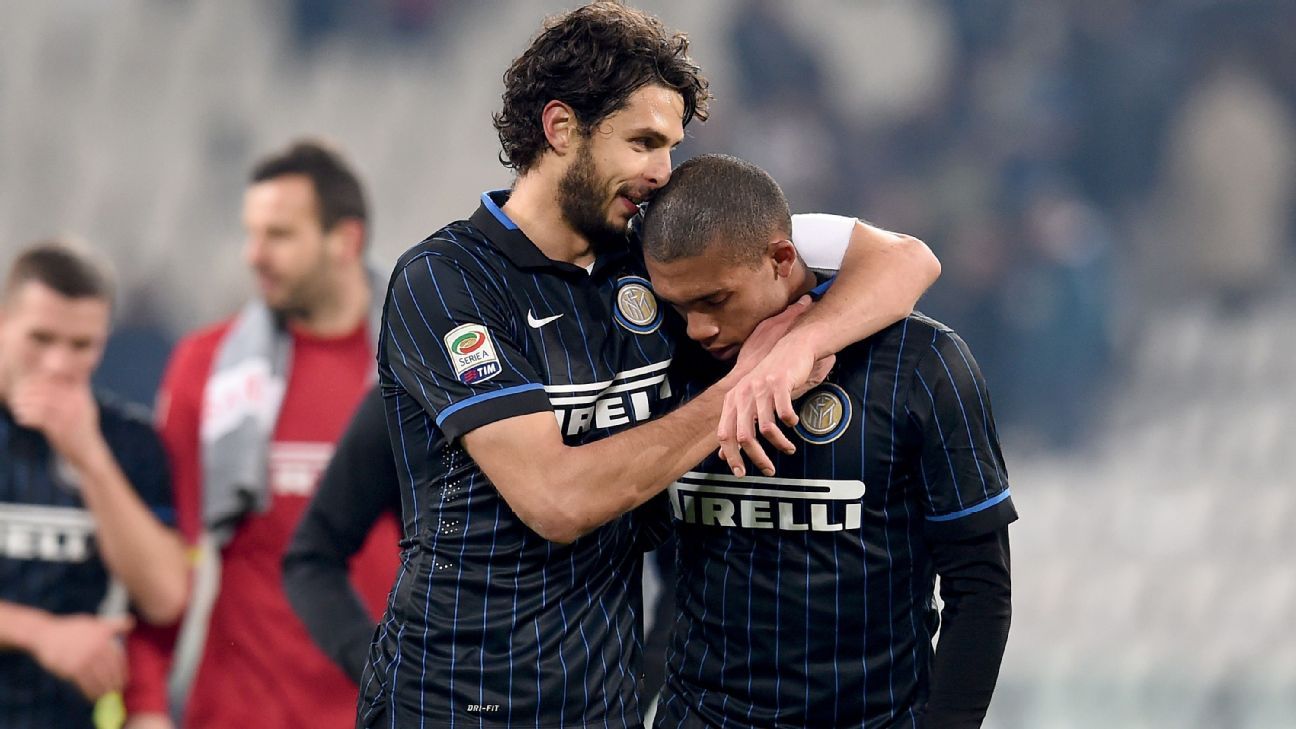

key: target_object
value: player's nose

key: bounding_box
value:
[685,312,719,343]
[644,148,672,188]
[40,347,79,380]
[243,235,267,269]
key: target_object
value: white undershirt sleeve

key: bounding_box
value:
[790,213,857,273]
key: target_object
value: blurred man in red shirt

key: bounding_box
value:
[123,139,400,729]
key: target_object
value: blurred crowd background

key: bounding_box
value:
[1,1,1293,726]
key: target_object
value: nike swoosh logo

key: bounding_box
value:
[527,310,564,328]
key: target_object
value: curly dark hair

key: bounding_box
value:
[493,2,711,173]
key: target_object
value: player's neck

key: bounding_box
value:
[284,265,371,338]
[504,171,597,267]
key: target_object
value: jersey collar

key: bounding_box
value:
[471,190,633,277]
[809,273,836,300]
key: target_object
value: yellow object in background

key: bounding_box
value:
[95,692,125,729]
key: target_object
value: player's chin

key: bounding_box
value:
[253,279,283,302]
[608,208,636,230]
[262,292,302,316]
[260,292,288,311]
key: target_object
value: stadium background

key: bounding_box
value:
[1,1,1293,726]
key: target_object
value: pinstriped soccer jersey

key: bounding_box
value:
[0,396,173,729]
[359,191,678,728]
[656,294,1016,729]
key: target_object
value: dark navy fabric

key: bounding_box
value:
[0,395,172,729]
[360,191,677,728]
[657,312,1015,729]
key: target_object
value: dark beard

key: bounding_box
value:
[557,142,631,254]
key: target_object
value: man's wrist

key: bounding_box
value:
[7,604,56,654]
[783,318,833,359]
[63,437,117,483]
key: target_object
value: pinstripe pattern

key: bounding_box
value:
[656,312,1015,729]
[358,193,673,728]
[0,398,173,729]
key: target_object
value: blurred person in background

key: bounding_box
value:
[122,140,401,729]
[358,4,941,727]
[643,154,1014,729]
[0,241,187,729]
[1155,20,1295,311]
[280,385,399,684]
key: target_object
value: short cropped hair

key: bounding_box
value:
[641,154,791,265]
[250,138,368,237]
[494,1,710,173]
[3,238,116,304]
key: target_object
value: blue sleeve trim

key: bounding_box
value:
[927,488,1012,522]
[152,505,176,527]
[480,190,519,230]
[809,275,836,300]
[435,383,546,427]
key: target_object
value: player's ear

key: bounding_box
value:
[326,218,366,262]
[769,238,798,279]
[541,101,580,156]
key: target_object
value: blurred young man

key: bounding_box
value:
[123,140,400,729]
[361,4,941,727]
[0,241,186,729]
[643,155,1016,729]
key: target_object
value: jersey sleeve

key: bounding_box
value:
[380,250,551,441]
[905,328,1017,541]
[790,213,856,272]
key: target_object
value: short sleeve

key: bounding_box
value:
[380,250,551,441]
[790,213,856,273]
[905,328,1016,541]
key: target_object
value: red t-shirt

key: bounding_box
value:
[125,319,400,728]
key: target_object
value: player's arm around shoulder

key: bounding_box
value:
[460,388,726,545]
[804,217,940,348]
[461,298,830,544]
[718,216,940,467]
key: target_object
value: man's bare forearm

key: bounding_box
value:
[74,444,188,624]
[0,600,52,653]
[552,382,727,530]
[799,224,940,357]
[467,378,731,544]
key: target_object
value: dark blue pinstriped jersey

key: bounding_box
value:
[359,191,677,728]
[0,396,173,729]
[655,304,1016,729]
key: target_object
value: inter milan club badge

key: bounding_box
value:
[794,383,852,445]
[613,276,662,334]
